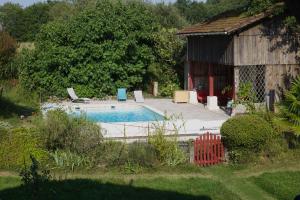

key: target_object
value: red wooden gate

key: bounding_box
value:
[194,132,224,166]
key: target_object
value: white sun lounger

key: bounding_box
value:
[134,90,144,103]
[67,88,91,103]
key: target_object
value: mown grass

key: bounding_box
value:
[0,176,20,191]
[1,163,300,200]
[0,176,238,200]
[250,171,300,200]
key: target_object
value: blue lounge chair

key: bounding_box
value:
[117,88,127,101]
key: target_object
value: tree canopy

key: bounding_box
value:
[20,1,183,98]
[0,2,51,41]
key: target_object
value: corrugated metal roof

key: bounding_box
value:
[178,12,271,36]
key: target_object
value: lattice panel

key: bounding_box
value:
[238,65,266,102]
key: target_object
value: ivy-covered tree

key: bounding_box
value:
[20,0,183,98]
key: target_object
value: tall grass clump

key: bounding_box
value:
[38,109,102,154]
[35,109,102,170]
[149,120,186,166]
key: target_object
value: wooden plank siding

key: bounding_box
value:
[234,18,299,66]
[265,64,300,99]
[187,35,234,65]
[187,17,299,66]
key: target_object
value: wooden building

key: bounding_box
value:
[178,12,300,106]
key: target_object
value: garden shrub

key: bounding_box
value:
[39,109,102,154]
[221,115,276,163]
[149,122,186,166]
[0,128,48,169]
[221,115,275,151]
[159,82,180,97]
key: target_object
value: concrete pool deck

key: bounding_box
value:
[45,99,230,142]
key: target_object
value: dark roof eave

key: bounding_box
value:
[177,31,229,36]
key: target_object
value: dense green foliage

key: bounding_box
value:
[0,128,48,169]
[280,77,300,128]
[221,115,278,163]
[0,3,51,41]
[19,1,183,98]
[221,115,275,151]
[278,76,300,136]
[0,3,24,40]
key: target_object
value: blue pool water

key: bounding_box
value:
[72,106,164,123]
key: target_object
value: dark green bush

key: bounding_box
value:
[221,115,278,163]
[0,128,48,169]
[221,115,275,152]
[38,109,102,154]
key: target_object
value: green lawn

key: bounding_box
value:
[0,176,238,200]
[0,167,300,200]
[250,171,300,200]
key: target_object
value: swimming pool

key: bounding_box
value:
[70,105,164,123]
